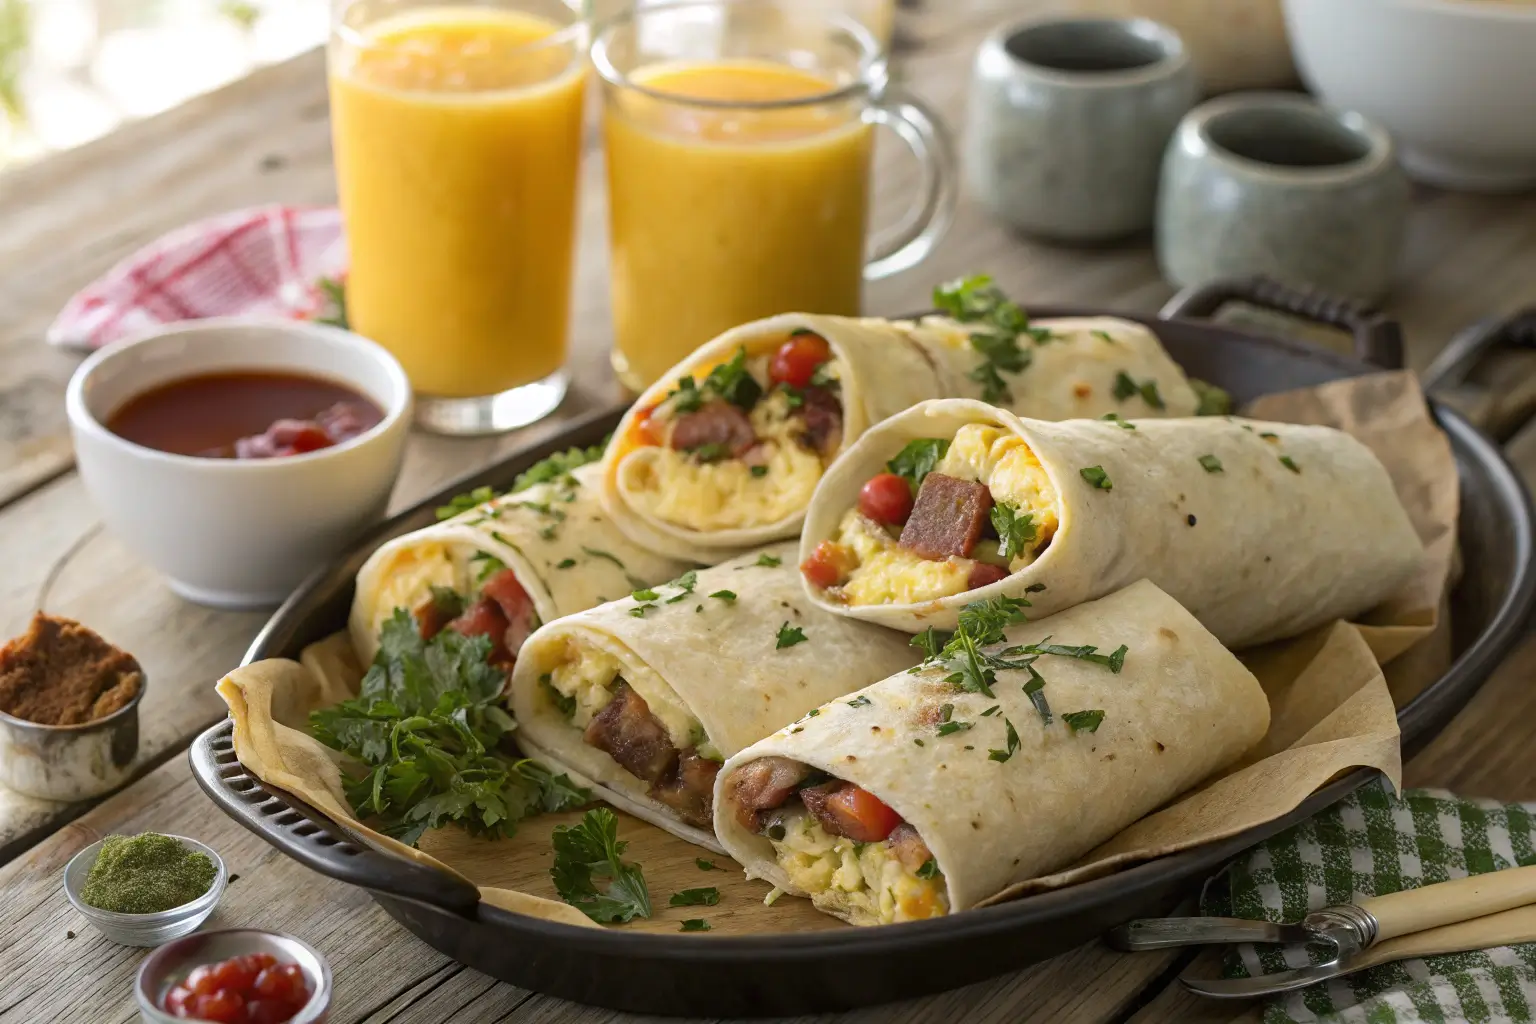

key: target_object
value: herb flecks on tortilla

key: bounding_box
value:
[934,274,1047,405]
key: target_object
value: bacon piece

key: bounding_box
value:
[967,562,1010,590]
[481,569,536,655]
[887,823,935,874]
[727,756,813,832]
[584,683,679,785]
[899,473,994,560]
[799,386,843,456]
[653,751,722,828]
[669,400,756,457]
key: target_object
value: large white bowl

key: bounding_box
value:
[1284,0,1536,193]
[66,318,412,609]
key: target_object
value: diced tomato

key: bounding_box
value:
[205,955,262,995]
[801,541,855,590]
[769,333,833,389]
[635,405,667,447]
[967,562,1010,590]
[245,999,297,1024]
[253,963,309,1005]
[823,784,904,843]
[480,568,536,656]
[858,473,915,525]
[190,989,245,1023]
[448,597,513,665]
[165,954,307,1022]
[185,964,221,996]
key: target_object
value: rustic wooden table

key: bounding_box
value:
[3,4,1536,1022]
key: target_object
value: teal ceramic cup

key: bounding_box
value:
[964,16,1197,243]
[1157,92,1409,303]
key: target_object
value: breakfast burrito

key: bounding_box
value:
[506,542,921,851]
[349,463,689,670]
[800,398,1423,648]
[600,311,1199,563]
[713,580,1271,925]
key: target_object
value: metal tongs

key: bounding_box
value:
[1108,865,1536,998]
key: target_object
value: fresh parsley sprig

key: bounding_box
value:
[665,346,763,413]
[990,502,1037,561]
[934,275,1047,404]
[309,611,590,846]
[887,438,951,495]
[551,808,652,923]
[434,442,605,521]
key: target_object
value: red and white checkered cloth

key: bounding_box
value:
[48,205,349,351]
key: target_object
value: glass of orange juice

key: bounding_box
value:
[329,0,587,435]
[593,0,956,392]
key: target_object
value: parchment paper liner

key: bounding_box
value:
[215,370,1454,932]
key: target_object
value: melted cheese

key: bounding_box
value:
[619,371,837,533]
[770,809,948,925]
[540,635,713,756]
[834,424,1060,607]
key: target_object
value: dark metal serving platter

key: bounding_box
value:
[190,278,1536,1017]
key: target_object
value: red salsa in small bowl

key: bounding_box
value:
[106,371,383,460]
[162,951,312,1022]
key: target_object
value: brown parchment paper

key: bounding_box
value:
[213,369,1457,930]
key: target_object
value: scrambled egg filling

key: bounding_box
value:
[621,355,841,533]
[541,638,721,760]
[834,424,1061,606]
[769,809,948,925]
[370,541,473,635]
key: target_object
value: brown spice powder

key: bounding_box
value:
[0,613,143,726]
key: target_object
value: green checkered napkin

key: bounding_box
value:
[1201,778,1536,1024]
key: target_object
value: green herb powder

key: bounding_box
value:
[79,833,216,914]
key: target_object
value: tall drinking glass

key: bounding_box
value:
[593,0,956,392]
[329,0,587,435]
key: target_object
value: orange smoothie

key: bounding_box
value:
[330,7,585,398]
[604,60,875,390]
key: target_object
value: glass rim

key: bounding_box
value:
[331,0,589,59]
[590,0,885,111]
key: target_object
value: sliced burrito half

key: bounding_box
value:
[349,463,689,672]
[713,580,1270,925]
[506,542,920,852]
[799,398,1424,648]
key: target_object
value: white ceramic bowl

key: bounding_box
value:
[1284,0,1536,193]
[66,318,411,609]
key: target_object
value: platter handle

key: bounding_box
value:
[189,719,483,914]
[1160,276,1404,371]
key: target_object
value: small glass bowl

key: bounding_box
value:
[63,834,227,946]
[135,928,333,1024]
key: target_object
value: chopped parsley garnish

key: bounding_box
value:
[913,738,925,747]
[1100,413,1136,430]
[556,558,576,569]
[916,596,1031,698]
[540,674,577,718]
[911,627,946,660]
[690,443,732,463]
[665,376,704,414]
[1191,379,1232,416]
[1013,638,1128,673]
[1025,583,1047,594]
[437,486,496,521]
[847,694,873,708]
[551,808,651,923]
[471,552,507,584]
[915,858,940,880]
[1023,674,1051,724]
[776,622,808,649]
[513,443,605,492]
[428,585,464,621]
[751,465,769,478]
[680,919,711,932]
[755,553,782,568]
[632,587,660,602]
[704,347,764,409]
[809,362,838,389]
[1113,371,1165,409]
[663,570,699,603]
[1260,432,1279,440]
[309,611,589,846]
[1092,329,1117,344]
[936,720,973,737]
[670,887,721,907]
[1080,466,1113,490]
[696,858,719,871]
[1063,710,1106,735]
[1198,454,1224,473]
[886,438,951,494]
[934,275,1037,404]
[989,717,1021,763]
[1280,455,1301,473]
[939,702,954,723]
[990,502,1037,560]
[710,590,737,603]
[980,705,1000,717]
[630,605,655,618]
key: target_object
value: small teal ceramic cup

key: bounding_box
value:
[1157,92,1409,303]
[964,16,1197,243]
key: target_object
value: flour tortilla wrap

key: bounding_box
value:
[713,580,1271,924]
[801,398,1424,648]
[905,314,1200,420]
[507,542,921,851]
[350,463,689,663]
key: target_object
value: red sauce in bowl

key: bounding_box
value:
[162,951,312,1022]
[106,371,384,460]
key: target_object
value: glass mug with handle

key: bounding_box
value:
[329,0,587,435]
[593,0,957,392]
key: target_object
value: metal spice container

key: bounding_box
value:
[0,685,144,800]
